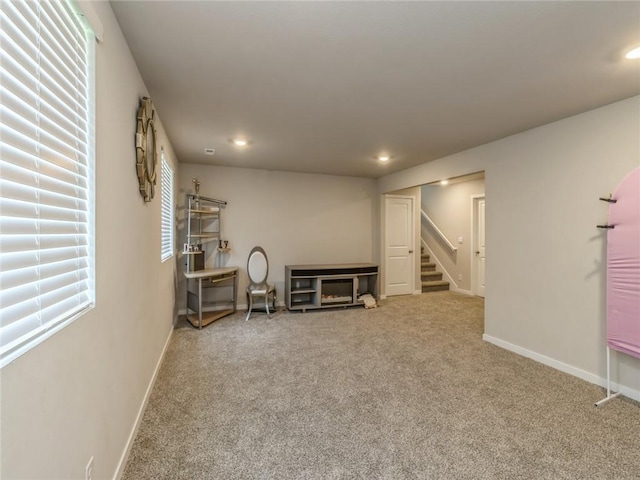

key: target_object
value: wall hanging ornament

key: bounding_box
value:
[135,96,157,202]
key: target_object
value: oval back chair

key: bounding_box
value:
[245,246,276,321]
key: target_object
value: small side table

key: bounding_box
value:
[184,267,238,328]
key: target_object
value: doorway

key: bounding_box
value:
[384,195,414,296]
[471,195,486,297]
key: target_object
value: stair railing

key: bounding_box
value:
[421,210,457,252]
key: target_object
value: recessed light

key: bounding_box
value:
[440,180,449,185]
[204,148,215,155]
[378,155,390,162]
[233,138,248,147]
[625,46,640,59]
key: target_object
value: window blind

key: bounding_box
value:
[0,0,94,366]
[160,149,174,261]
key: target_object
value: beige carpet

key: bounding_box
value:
[122,292,640,479]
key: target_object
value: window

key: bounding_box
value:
[0,0,95,366]
[160,149,174,261]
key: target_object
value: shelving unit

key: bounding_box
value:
[184,194,226,271]
[285,263,378,312]
[183,191,237,327]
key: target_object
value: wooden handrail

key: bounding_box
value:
[421,210,457,252]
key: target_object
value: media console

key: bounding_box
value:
[285,263,379,312]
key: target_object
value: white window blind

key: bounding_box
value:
[160,149,174,262]
[0,0,95,366]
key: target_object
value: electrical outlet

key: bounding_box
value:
[86,456,94,480]
[458,274,462,281]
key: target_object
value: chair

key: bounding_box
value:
[245,246,276,321]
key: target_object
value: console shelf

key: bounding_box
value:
[184,267,238,328]
[285,263,378,312]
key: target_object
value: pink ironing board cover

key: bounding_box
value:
[606,167,640,359]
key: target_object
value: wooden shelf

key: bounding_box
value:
[189,233,219,239]
[186,308,234,328]
[291,300,315,307]
[188,208,219,215]
[291,288,316,294]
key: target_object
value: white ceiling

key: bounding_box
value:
[110,1,640,178]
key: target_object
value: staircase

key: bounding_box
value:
[421,251,450,293]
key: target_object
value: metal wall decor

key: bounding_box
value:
[135,96,157,202]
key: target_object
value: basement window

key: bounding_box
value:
[160,149,174,262]
[0,0,96,367]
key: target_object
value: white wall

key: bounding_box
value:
[0,4,177,479]
[379,96,640,400]
[421,178,485,293]
[178,164,378,309]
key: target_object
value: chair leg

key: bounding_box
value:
[265,294,271,318]
[245,294,253,321]
[272,289,277,312]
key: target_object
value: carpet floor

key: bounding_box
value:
[122,292,640,480]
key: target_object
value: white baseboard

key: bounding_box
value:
[113,328,173,480]
[483,334,640,403]
[450,287,473,296]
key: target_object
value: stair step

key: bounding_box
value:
[421,262,436,272]
[421,271,443,281]
[421,254,430,262]
[421,280,450,292]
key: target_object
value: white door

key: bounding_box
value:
[475,198,486,297]
[385,196,414,296]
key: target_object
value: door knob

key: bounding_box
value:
[409,250,414,254]
[475,251,480,255]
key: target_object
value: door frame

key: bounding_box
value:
[470,194,485,297]
[382,194,416,298]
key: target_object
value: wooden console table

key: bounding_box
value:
[285,263,378,312]
[184,267,238,328]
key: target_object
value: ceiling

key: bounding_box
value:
[110,1,640,179]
